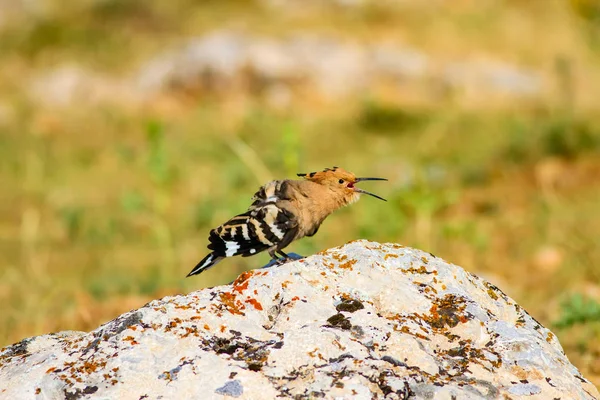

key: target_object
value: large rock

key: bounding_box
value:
[0,240,597,399]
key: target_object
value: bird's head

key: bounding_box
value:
[297,167,387,205]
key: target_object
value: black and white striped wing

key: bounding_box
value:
[249,180,289,210]
[208,204,297,258]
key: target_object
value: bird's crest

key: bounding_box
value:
[296,166,356,183]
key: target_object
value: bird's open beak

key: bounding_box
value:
[353,177,388,201]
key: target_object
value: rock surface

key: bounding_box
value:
[27,30,542,108]
[136,31,541,100]
[0,240,597,399]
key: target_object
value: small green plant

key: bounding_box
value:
[570,0,600,25]
[554,293,600,329]
[358,101,430,133]
[541,117,599,159]
[120,190,146,214]
[58,207,84,241]
[145,120,173,187]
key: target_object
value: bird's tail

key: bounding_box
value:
[187,253,223,277]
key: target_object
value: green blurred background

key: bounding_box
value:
[1,0,600,386]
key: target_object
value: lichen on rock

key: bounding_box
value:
[0,240,597,399]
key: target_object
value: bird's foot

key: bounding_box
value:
[261,253,304,269]
[286,253,304,261]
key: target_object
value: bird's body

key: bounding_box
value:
[187,167,386,277]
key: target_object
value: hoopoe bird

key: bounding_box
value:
[187,167,387,277]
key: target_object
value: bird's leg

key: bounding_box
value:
[263,249,298,269]
[280,251,304,261]
[277,250,305,261]
[268,249,280,261]
[277,250,289,259]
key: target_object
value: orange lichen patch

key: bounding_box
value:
[402,265,431,274]
[233,271,254,294]
[190,316,202,321]
[441,339,503,371]
[291,296,300,301]
[181,326,199,338]
[384,253,399,260]
[46,367,56,374]
[219,292,246,315]
[35,388,41,394]
[281,280,292,289]
[487,289,499,301]
[546,332,554,343]
[332,339,347,351]
[394,325,428,340]
[347,239,366,245]
[164,317,184,333]
[307,348,326,361]
[510,365,543,381]
[339,292,355,301]
[333,253,348,262]
[510,365,528,380]
[122,335,140,345]
[338,259,357,270]
[203,324,211,331]
[220,325,227,333]
[424,286,438,295]
[321,272,327,276]
[233,270,254,285]
[483,282,503,301]
[385,313,402,322]
[245,298,263,310]
[81,363,95,375]
[420,294,470,331]
[233,280,250,294]
[421,256,429,264]
[81,360,106,374]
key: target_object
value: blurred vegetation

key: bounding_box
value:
[0,0,600,387]
[555,294,600,328]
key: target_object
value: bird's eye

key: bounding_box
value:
[338,179,344,184]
